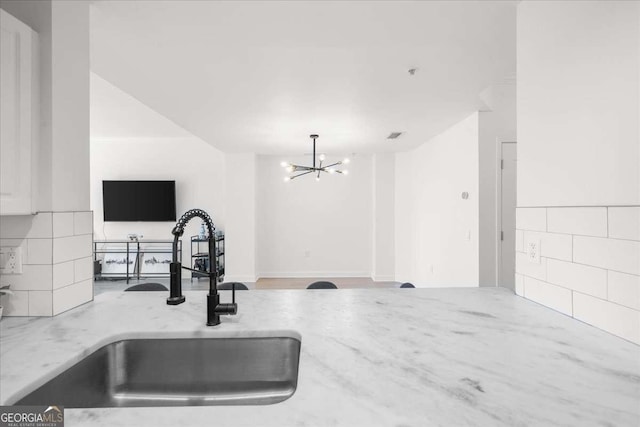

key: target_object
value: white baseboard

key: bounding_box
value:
[257,271,371,279]
[371,275,395,282]
[223,275,258,283]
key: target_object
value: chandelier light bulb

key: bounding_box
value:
[279,134,352,182]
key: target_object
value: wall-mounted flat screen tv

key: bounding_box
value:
[103,180,176,222]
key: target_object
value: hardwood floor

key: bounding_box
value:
[94,277,400,295]
[255,277,399,290]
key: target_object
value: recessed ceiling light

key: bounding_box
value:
[387,132,403,139]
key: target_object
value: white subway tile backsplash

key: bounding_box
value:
[74,257,93,283]
[53,212,74,238]
[1,211,96,318]
[524,231,572,261]
[515,230,524,253]
[0,213,52,239]
[515,274,524,296]
[547,258,607,299]
[608,271,640,311]
[573,236,640,276]
[516,208,546,231]
[608,207,640,241]
[573,292,640,345]
[53,279,92,315]
[26,239,52,265]
[517,206,640,343]
[52,261,74,290]
[74,211,93,236]
[547,207,607,237]
[516,252,547,281]
[0,265,52,291]
[523,276,572,316]
[1,290,28,316]
[28,290,52,316]
[53,234,92,264]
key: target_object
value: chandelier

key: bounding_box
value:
[280,134,350,182]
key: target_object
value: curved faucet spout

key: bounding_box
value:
[170,209,214,264]
[172,208,215,238]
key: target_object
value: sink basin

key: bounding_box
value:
[14,336,301,407]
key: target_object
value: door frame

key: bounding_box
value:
[495,140,517,287]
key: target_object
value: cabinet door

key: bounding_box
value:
[0,9,37,215]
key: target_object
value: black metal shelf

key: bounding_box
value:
[191,236,224,243]
[190,233,225,282]
[191,268,224,278]
[192,251,224,258]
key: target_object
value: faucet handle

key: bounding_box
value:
[212,282,238,317]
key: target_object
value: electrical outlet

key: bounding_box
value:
[0,247,23,274]
[526,239,541,264]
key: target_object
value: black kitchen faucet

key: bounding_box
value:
[166,208,237,326]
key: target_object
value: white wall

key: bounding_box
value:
[518,1,639,207]
[395,112,479,287]
[224,153,256,283]
[91,138,225,242]
[50,0,89,212]
[478,81,516,286]
[516,1,640,344]
[372,153,395,281]
[256,154,373,278]
[90,73,226,276]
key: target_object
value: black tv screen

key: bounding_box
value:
[103,180,176,222]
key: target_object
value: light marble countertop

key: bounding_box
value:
[1,287,639,427]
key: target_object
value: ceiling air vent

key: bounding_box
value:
[387,132,403,140]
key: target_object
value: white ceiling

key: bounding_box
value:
[90,1,516,155]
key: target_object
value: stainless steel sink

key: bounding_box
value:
[14,336,301,407]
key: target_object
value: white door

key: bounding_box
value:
[500,142,517,289]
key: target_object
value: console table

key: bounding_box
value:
[93,240,182,283]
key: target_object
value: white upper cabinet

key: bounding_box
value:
[0,9,38,215]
